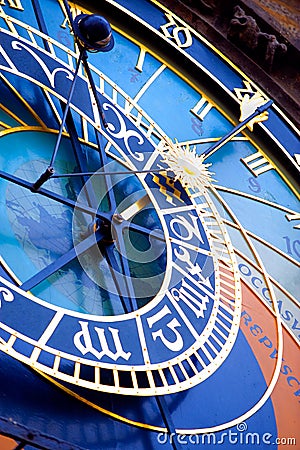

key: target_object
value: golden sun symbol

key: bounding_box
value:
[159,140,215,191]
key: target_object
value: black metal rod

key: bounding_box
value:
[82,53,108,128]
[62,0,107,128]
[32,47,85,191]
[203,100,273,157]
[31,0,95,208]
[51,168,168,178]
[49,47,85,168]
[0,169,109,221]
[156,395,182,450]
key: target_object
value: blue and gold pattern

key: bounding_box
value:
[0,0,299,448]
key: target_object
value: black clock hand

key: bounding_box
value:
[51,168,167,178]
[21,230,105,291]
[202,99,273,159]
[0,170,110,224]
[50,98,273,184]
[30,1,98,209]
[0,169,164,244]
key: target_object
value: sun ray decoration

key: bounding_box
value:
[159,139,215,192]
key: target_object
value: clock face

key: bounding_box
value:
[0,0,299,448]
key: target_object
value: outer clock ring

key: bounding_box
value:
[0,25,243,395]
[0,134,242,396]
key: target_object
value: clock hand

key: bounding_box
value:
[21,229,106,291]
[0,169,110,224]
[159,99,273,191]
[0,169,164,246]
[202,98,273,159]
[107,222,179,449]
[114,194,150,221]
[51,168,167,178]
[35,96,273,194]
[100,244,133,313]
[102,239,138,312]
[32,2,115,192]
[2,165,163,308]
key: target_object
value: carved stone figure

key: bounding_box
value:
[228,5,287,71]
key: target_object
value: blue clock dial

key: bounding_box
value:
[0,0,299,447]
[0,131,169,315]
[0,5,244,396]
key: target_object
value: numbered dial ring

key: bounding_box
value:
[0,169,241,395]
[0,18,244,395]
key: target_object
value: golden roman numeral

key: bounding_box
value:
[190,96,213,121]
[286,212,300,230]
[241,151,273,176]
[0,0,24,10]
[160,12,192,48]
[135,47,146,72]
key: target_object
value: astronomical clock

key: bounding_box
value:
[0,0,299,449]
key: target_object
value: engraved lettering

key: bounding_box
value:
[0,286,14,308]
[147,305,183,352]
[171,279,210,318]
[74,321,131,361]
[170,213,204,243]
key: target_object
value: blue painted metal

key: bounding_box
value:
[0,415,85,449]
[0,170,110,222]
[102,0,299,169]
[0,1,298,449]
[21,230,104,291]
[202,100,273,157]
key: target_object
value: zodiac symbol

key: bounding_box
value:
[174,245,213,290]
